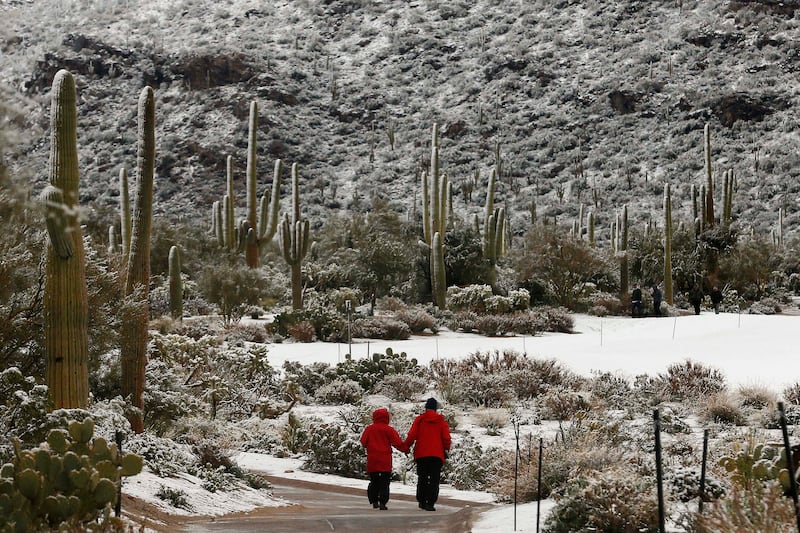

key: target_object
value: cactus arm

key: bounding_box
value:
[119,167,131,258]
[258,159,282,241]
[41,185,74,260]
[421,170,431,245]
[108,225,118,256]
[212,200,224,246]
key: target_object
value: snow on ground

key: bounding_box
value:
[260,312,800,391]
[124,311,800,529]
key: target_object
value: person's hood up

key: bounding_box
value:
[372,407,390,424]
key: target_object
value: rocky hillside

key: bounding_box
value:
[2,0,799,243]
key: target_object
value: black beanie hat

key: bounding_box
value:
[425,398,438,411]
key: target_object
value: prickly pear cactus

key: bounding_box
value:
[0,417,143,531]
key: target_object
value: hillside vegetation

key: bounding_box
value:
[2,0,799,240]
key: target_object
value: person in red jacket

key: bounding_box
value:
[403,398,451,511]
[360,407,406,510]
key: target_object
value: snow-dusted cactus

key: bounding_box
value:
[41,69,89,410]
[169,245,183,321]
[619,204,629,300]
[121,85,156,433]
[704,123,715,227]
[420,124,449,308]
[279,163,310,309]
[664,183,673,305]
[119,167,131,259]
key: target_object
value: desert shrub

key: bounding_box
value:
[448,311,479,332]
[701,392,746,425]
[544,470,660,533]
[143,359,203,435]
[0,368,52,461]
[476,411,508,436]
[441,435,504,490]
[587,304,608,316]
[539,387,590,420]
[335,348,421,392]
[394,307,437,333]
[377,296,407,311]
[155,485,191,510]
[782,382,800,405]
[282,361,338,400]
[747,299,779,314]
[222,323,268,344]
[302,423,365,478]
[474,314,503,336]
[653,360,727,402]
[287,320,316,342]
[377,373,428,401]
[669,466,725,503]
[585,291,623,315]
[126,432,196,477]
[172,317,222,340]
[588,371,634,409]
[737,384,776,410]
[351,316,411,340]
[280,413,312,454]
[269,306,346,342]
[760,402,800,429]
[198,263,269,325]
[459,373,514,407]
[533,306,574,333]
[314,378,364,404]
[447,284,493,313]
[695,482,796,533]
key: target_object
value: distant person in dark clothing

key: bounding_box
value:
[652,284,662,316]
[631,283,643,317]
[360,407,406,510]
[710,286,723,314]
[403,398,451,512]
[689,284,703,315]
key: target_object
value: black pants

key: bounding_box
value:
[692,302,701,315]
[653,300,661,316]
[631,301,642,317]
[367,472,391,505]
[416,457,443,507]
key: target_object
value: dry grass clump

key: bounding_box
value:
[736,383,777,410]
[701,392,746,426]
[694,481,795,533]
[653,359,727,403]
[475,411,508,436]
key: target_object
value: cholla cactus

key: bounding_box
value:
[41,69,89,410]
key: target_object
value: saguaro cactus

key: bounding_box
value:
[169,245,183,320]
[664,183,674,305]
[704,123,715,227]
[279,163,310,309]
[421,124,448,308]
[483,168,505,286]
[619,204,629,301]
[588,211,595,247]
[722,169,734,226]
[244,103,282,267]
[121,86,155,433]
[42,69,89,410]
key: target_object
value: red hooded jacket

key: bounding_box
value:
[360,408,405,473]
[403,409,452,463]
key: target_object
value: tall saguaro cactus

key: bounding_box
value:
[704,123,715,228]
[121,86,156,433]
[42,69,89,409]
[169,245,183,320]
[421,124,448,308]
[483,168,505,286]
[279,163,310,309]
[245,103,282,267]
[619,204,629,301]
[663,183,674,305]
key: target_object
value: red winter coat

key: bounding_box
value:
[403,409,452,463]
[360,408,405,473]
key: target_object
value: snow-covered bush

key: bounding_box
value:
[538,387,589,421]
[314,379,364,405]
[222,323,268,344]
[287,320,315,342]
[701,392,746,425]
[269,306,346,342]
[544,470,660,533]
[351,316,411,340]
[155,485,191,510]
[394,306,437,333]
[588,371,634,410]
[652,359,727,403]
[282,361,338,400]
[377,373,428,401]
[126,433,196,477]
[447,284,493,313]
[442,435,504,490]
[301,423,365,478]
[0,368,52,461]
[669,466,725,503]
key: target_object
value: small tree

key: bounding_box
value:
[198,262,269,325]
